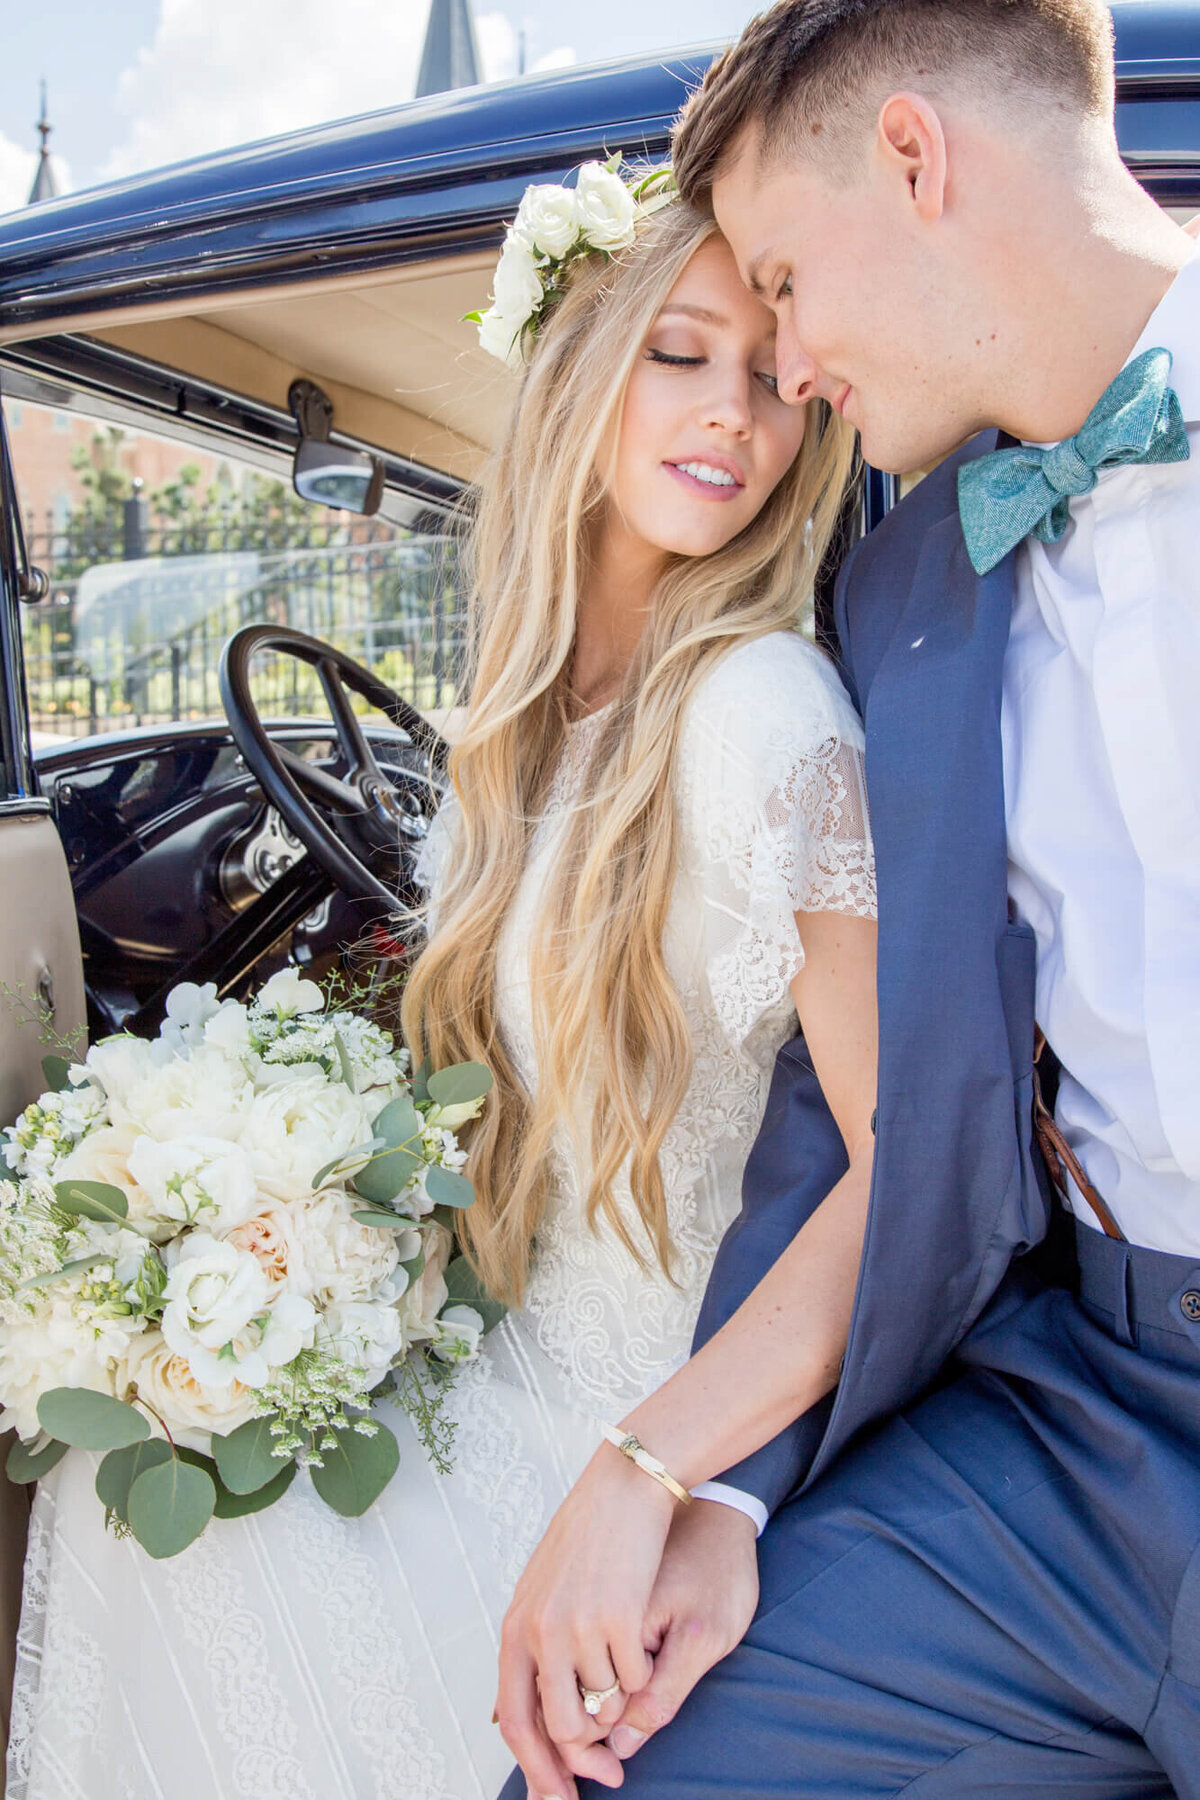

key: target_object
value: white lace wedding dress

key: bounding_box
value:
[7,631,874,1800]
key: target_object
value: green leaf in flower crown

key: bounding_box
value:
[37,1388,150,1451]
[310,1420,399,1517]
[411,1056,432,1106]
[444,1255,507,1335]
[95,1438,173,1520]
[461,310,484,325]
[6,1435,68,1484]
[352,1095,423,1205]
[423,1164,475,1210]
[211,1413,286,1495]
[212,1457,297,1519]
[53,1179,129,1226]
[40,1055,71,1094]
[311,1136,386,1192]
[426,1063,493,1109]
[127,1456,216,1558]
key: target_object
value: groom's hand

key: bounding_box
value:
[607,1499,760,1764]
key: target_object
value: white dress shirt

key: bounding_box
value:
[1002,248,1200,1254]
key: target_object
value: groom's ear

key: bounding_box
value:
[875,92,948,224]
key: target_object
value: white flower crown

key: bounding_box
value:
[467,157,678,370]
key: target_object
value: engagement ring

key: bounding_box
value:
[578,1678,621,1716]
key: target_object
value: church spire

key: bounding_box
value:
[28,81,62,206]
[415,0,482,98]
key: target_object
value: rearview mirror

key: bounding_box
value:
[288,379,384,516]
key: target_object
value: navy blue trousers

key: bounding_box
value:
[499,1225,1200,1797]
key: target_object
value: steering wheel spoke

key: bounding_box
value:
[277,744,369,816]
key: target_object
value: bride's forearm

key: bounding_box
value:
[619,1149,873,1489]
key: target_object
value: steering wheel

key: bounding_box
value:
[219,624,450,911]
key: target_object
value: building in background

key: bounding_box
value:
[26,83,62,206]
[415,0,483,98]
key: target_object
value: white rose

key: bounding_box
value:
[288,1188,399,1307]
[513,183,578,259]
[477,305,526,370]
[121,1329,259,1451]
[430,1303,485,1364]
[257,969,325,1017]
[0,1294,126,1442]
[55,1122,148,1210]
[240,1076,375,1203]
[162,1232,270,1364]
[319,1299,404,1387]
[573,162,636,251]
[491,231,543,322]
[127,1134,260,1240]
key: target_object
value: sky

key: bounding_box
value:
[0,0,758,215]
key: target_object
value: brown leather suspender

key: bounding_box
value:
[1032,1030,1127,1242]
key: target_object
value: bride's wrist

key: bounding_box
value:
[595,1435,681,1522]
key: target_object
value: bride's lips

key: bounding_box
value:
[664,459,746,502]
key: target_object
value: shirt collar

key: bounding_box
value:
[1127,245,1200,425]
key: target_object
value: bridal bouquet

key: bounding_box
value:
[0,971,499,1558]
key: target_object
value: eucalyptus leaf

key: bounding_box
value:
[399,1249,425,1284]
[7,1435,67,1484]
[372,1093,422,1146]
[353,1096,423,1206]
[351,1209,412,1230]
[37,1388,150,1451]
[427,1205,461,1236]
[127,1456,216,1558]
[411,1056,432,1106]
[19,1252,108,1293]
[53,1179,129,1226]
[212,1458,297,1519]
[444,1255,507,1335]
[95,1438,173,1520]
[310,1421,399,1517]
[332,1029,357,1094]
[40,1055,71,1094]
[211,1414,286,1495]
[424,1165,475,1210]
[311,1136,385,1192]
[426,1062,493,1109]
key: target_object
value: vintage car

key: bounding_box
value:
[0,0,1195,1752]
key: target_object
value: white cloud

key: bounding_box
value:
[100,0,577,186]
[476,11,576,80]
[0,135,71,219]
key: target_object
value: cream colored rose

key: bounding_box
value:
[573,162,636,250]
[121,1329,259,1452]
[223,1201,308,1296]
[55,1123,149,1213]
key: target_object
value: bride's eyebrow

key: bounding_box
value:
[655,302,729,326]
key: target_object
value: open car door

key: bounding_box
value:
[0,387,86,1759]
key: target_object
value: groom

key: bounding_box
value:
[499,1,1200,1794]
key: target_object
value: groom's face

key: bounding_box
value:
[713,140,974,473]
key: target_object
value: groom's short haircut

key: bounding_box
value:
[673,0,1116,205]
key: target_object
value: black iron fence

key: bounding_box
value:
[20,508,465,741]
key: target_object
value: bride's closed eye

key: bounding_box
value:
[645,346,782,396]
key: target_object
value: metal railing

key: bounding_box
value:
[19,510,465,741]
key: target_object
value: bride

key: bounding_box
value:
[8,177,875,1800]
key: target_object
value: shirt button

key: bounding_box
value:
[1180,1291,1200,1323]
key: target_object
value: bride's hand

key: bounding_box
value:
[495,1443,673,1796]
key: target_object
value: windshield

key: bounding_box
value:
[10,394,462,745]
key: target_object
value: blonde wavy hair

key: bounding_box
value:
[401,196,857,1305]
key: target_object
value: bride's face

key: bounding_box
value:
[605,233,808,561]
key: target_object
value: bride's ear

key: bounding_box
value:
[875,92,948,226]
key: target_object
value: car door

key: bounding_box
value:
[0,393,86,1758]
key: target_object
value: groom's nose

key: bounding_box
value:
[775,326,823,409]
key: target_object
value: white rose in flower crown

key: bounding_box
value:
[127,1134,260,1240]
[573,162,637,251]
[491,231,543,320]
[240,1074,375,1203]
[477,306,526,370]
[121,1330,259,1451]
[513,182,579,260]
[0,1294,127,1441]
[289,1188,399,1307]
[256,968,325,1017]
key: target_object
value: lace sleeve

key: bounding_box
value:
[411,792,460,929]
[677,633,876,1053]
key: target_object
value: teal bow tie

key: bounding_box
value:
[956,346,1190,576]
